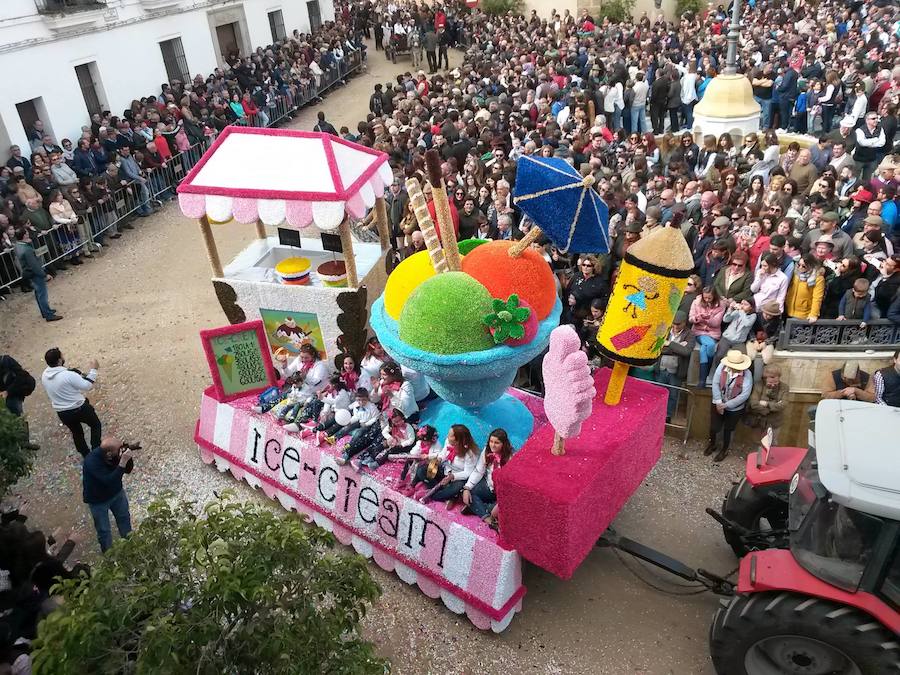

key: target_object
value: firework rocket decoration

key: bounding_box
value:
[596,219,694,405]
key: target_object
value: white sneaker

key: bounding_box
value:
[283,422,300,433]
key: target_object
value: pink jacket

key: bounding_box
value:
[750,269,789,312]
[689,297,726,339]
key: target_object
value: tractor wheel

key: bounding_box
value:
[721,477,789,557]
[709,592,900,675]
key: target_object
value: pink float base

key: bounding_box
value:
[494,369,667,579]
[195,387,526,631]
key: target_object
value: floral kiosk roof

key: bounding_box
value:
[177,127,392,231]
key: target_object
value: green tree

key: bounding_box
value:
[0,407,34,500]
[480,0,523,16]
[32,493,387,675]
[597,0,637,23]
[677,0,704,17]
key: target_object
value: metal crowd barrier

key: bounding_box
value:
[0,47,367,294]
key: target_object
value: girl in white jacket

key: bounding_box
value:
[398,425,439,489]
[414,424,480,509]
[462,429,514,528]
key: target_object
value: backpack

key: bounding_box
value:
[370,93,383,115]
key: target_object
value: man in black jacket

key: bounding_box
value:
[0,355,35,417]
[650,70,670,135]
[82,436,134,552]
[777,64,799,131]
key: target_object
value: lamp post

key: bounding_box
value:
[724,0,741,76]
[691,0,760,143]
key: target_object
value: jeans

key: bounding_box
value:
[779,98,795,131]
[680,102,695,131]
[755,98,773,130]
[468,477,496,518]
[5,396,24,416]
[611,106,623,131]
[134,180,151,215]
[655,370,683,420]
[630,106,646,133]
[821,104,836,133]
[426,51,437,72]
[430,478,466,502]
[88,489,132,552]
[29,273,56,320]
[57,400,102,457]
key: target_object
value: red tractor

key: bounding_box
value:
[601,399,900,674]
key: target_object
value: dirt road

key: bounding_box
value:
[1,44,745,674]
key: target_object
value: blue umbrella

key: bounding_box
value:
[512,155,610,254]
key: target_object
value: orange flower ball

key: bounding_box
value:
[460,240,557,320]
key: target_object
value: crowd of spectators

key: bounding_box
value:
[0,9,368,308]
[346,0,900,454]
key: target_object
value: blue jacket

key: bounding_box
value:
[82,447,129,504]
[72,149,98,177]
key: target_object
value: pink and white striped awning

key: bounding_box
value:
[176,127,392,230]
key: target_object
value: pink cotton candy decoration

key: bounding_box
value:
[542,325,595,439]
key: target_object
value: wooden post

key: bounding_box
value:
[338,218,359,288]
[199,216,223,277]
[373,196,390,251]
[551,433,566,456]
[508,226,543,258]
[255,220,267,239]
[604,361,629,406]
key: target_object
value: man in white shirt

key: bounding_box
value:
[630,72,649,134]
[680,64,699,131]
[41,348,102,457]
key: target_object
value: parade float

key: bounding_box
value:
[183,135,692,630]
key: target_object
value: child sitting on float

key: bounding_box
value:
[339,354,371,393]
[410,424,480,510]
[351,408,416,471]
[337,363,417,464]
[284,373,351,432]
[396,425,439,487]
[462,428,513,529]
[360,337,387,383]
[306,387,379,446]
[281,343,333,401]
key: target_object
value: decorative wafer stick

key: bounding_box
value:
[405,177,448,273]
[424,150,462,272]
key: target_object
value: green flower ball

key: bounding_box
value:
[398,272,495,354]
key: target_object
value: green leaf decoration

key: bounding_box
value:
[483,294,532,344]
[512,306,531,322]
[508,323,526,340]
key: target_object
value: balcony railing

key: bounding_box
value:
[36,0,106,14]
[776,318,900,352]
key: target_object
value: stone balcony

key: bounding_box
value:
[35,0,106,33]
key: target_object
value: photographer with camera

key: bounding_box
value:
[82,436,137,552]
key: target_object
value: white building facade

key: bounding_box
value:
[0,0,336,153]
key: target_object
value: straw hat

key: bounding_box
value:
[722,350,752,371]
